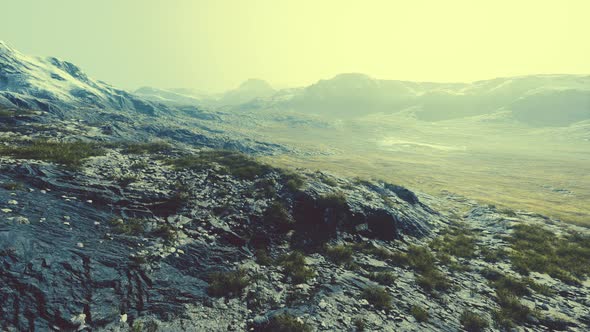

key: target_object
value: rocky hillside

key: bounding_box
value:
[1,107,590,332]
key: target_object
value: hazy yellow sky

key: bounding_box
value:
[2,0,589,92]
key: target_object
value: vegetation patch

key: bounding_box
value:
[278,170,306,191]
[353,317,366,331]
[362,285,392,310]
[317,172,338,186]
[492,289,531,328]
[152,223,178,242]
[508,224,590,284]
[207,268,250,298]
[109,218,145,236]
[482,269,553,326]
[411,305,429,323]
[1,182,24,191]
[368,271,397,286]
[479,246,508,263]
[262,201,294,231]
[0,108,37,117]
[168,150,273,180]
[407,245,452,292]
[260,313,311,332]
[122,141,171,154]
[255,249,274,266]
[318,191,348,209]
[324,244,354,265]
[429,223,477,258]
[278,252,315,284]
[460,310,489,332]
[0,140,105,168]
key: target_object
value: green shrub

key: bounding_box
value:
[411,305,429,323]
[278,252,315,284]
[405,245,451,292]
[429,225,477,258]
[254,178,277,198]
[1,182,23,191]
[479,247,508,263]
[325,244,353,265]
[109,218,145,236]
[490,274,530,297]
[280,170,305,191]
[362,285,392,310]
[152,223,177,242]
[460,310,489,332]
[262,313,311,332]
[355,244,409,265]
[524,278,554,296]
[318,191,348,208]
[353,317,366,331]
[0,140,105,168]
[263,202,294,231]
[207,269,250,297]
[255,249,274,266]
[407,245,436,273]
[415,269,451,292]
[492,289,531,328]
[369,271,397,286]
[318,173,338,186]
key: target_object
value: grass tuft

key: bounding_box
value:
[362,285,392,310]
[207,268,250,298]
[278,252,315,284]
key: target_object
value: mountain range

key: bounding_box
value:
[2,40,589,127]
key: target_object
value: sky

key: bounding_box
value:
[2,0,589,92]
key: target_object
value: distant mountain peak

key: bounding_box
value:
[238,78,274,91]
[0,43,160,115]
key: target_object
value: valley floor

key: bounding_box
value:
[1,115,589,331]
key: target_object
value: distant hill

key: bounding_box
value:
[219,79,276,105]
[259,73,590,126]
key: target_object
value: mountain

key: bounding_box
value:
[220,78,276,105]
[134,86,203,105]
[136,79,277,108]
[233,73,590,126]
[0,41,162,116]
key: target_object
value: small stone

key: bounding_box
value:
[120,313,127,323]
[15,216,29,224]
[8,200,18,205]
[1,208,12,213]
[63,221,71,226]
[94,221,100,226]
[76,242,84,248]
[63,216,71,221]
[86,200,93,204]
